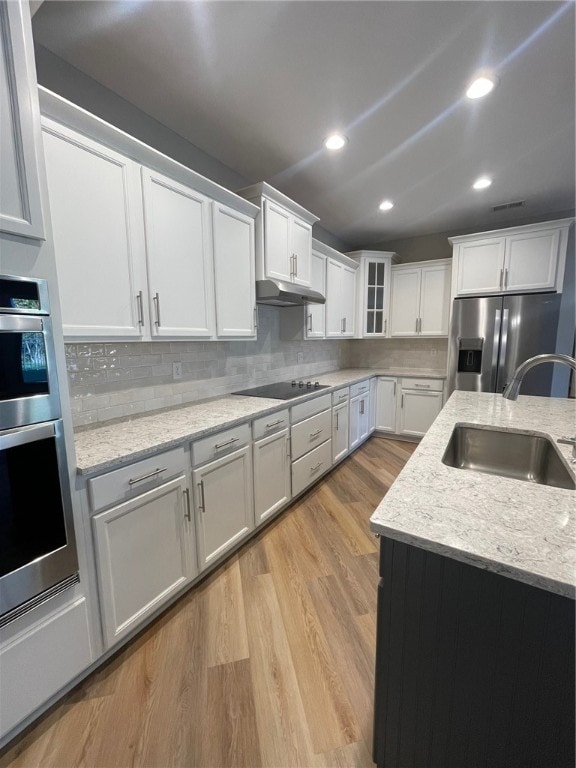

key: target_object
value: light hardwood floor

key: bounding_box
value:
[0,437,416,768]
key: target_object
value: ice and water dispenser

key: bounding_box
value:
[457,338,483,374]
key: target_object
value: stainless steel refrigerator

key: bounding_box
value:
[448,293,562,396]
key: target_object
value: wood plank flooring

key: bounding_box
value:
[0,437,416,768]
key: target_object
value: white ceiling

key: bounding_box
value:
[33,1,575,247]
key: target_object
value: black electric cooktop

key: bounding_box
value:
[232,380,330,400]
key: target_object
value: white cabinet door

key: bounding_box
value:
[291,216,312,286]
[358,392,370,443]
[341,264,357,337]
[390,268,421,337]
[305,251,326,338]
[42,120,147,338]
[0,1,44,240]
[142,169,215,338]
[369,377,377,433]
[376,377,397,433]
[332,400,349,462]
[264,200,291,281]
[193,445,254,569]
[212,202,256,338]
[419,263,451,336]
[455,238,506,296]
[325,258,344,337]
[253,429,291,525]
[93,476,195,648]
[398,390,443,437]
[504,229,560,292]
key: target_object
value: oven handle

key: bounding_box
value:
[0,422,56,450]
[0,315,43,332]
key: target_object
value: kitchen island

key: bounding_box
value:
[370,391,575,768]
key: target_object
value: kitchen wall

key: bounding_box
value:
[67,307,346,426]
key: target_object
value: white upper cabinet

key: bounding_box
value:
[42,119,147,338]
[306,249,326,338]
[237,182,318,287]
[0,1,44,240]
[389,259,451,338]
[142,169,215,338]
[212,202,256,338]
[347,251,398,338]
[325,252,358,338]
[450,219,572,297]
[39,89,258,341]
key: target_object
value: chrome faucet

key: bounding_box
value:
[502,354,576,401]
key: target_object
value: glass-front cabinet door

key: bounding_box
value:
[346,251,398,338]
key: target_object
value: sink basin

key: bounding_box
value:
[442,425,575,490]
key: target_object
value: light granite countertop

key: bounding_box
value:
[370,391,576,598]
[73,367,446,476]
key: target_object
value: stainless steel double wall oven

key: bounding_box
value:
[0,276,78,620]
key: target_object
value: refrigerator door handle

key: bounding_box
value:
[498,309,510,391]
[491,309,502,392]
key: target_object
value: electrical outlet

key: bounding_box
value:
[173,362,183,380]
[297,351,304,364]
[430,348,437,357]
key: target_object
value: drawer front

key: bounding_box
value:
[88,446,187,513]
[291,408,332,461]
[350,379,371,398]
[292,439,332,497]
[400,377,444,392]
[332,386,350,405]
[291,393,332,424]
[252,409,290,440]
[191,423,251,467]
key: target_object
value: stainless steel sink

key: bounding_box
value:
[442,425,576,490]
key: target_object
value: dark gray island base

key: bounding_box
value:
[373,537,575,768]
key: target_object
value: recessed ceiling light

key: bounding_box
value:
[324,133,348,151]
[379,200,394,211]
[466,75,497,100]
[473,176,493,190]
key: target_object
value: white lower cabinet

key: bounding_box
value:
[397,389,443,437]
[292,438,332,497]
[193,445,254,569]
[375,377,398,433]
[253,428,291,525]
[332,400,349,463]
[349,392,370,451]
[93,475,195,648]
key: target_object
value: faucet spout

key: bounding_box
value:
[502,354,576,400]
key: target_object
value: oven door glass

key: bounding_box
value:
[0,316,50,402]
[0,424,67,578]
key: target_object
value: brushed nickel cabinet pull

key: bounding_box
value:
[136,291,144,326]
[310,462,323,473]
[499,268,504,290]
[153,292,161,326]
[384,319,387,335]
[415,317,418,333]
[266,419,284,429]
[254,305,258,329]
[214,436,239,450]
[336,411,339,430]
[393,381,396,396]
[197,480,206,512]
[309,429,323,438]
[128,467,167,485]
[504,268,508,290]
[295,254,298,277]
[183,487,192,521]
[307,313,313,332]
[360,400,365,415]
[401,394,404,408]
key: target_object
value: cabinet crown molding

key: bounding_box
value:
[392,257,452,271]
[346,250,399,264]
[448,217,574,245]
[237,182,319,226]
[313,238,358,268]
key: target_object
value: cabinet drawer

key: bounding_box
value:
[350,379,371,398]
[191,423,251,467]
[292,439,332,497]
[400,377,444,392]
[291,408,332,461]
[291,393,331,424]
[88,446,187,512]
[252,409,290,440]
[332,386,350,405]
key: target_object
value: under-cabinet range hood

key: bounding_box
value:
[256,279,325,306]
